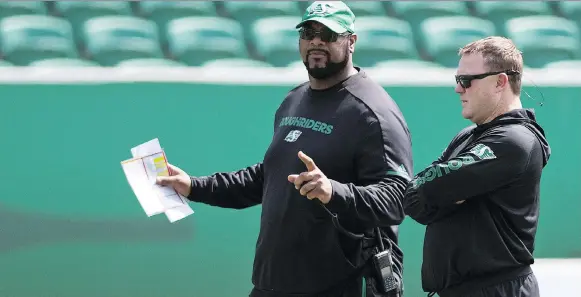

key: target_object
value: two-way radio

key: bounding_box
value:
[316,200,399,293]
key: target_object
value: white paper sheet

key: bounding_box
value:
[121,158,165,217]
[165,204,195,223]
[121,138,194,223]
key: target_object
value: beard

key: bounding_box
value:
[303,47,349,80]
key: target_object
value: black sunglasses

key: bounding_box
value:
[299,27,350,43]
[455,70,520,89]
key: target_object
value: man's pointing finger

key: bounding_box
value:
[298,151,317,171]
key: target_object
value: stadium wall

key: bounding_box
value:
[0,67,579,297]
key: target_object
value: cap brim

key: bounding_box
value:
[295,17,348,34]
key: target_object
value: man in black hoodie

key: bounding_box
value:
[403,36,551,297]
[156,2,413,297]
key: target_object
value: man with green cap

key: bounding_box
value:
[295,1,357,82]
[157,1,411,296]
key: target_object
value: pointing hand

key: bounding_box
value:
[287,151,333,204]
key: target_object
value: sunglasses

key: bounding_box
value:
[455,70,520,89]
[299,27,350,43]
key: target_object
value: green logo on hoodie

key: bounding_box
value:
[410,144,497,189]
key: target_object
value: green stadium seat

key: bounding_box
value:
[202,58,274,68]
[167,16,248,66]
[505,16,581,68]
[83,16,163,67]
[304,1,386,16]
[473,1,552,36]
[54,1,132,44]
[303,1,393,18]
[137,1,217,45]
[116,58,186,67]
[392,1,468,21]
[353,17,418,67]
[223,1,300,36]
[374,59,441,69]
[251,16,301,67]
[0,2,47,20]
[557,2,581,26]
[544,60,581,69]
[29,58,99,67]
[420,16,496,68]
[345,1,387,16]
[0,15,77,66]
[391,1,468,48]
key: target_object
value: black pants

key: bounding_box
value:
[462,272,539,297]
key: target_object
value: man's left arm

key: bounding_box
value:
[410,130,535,207]
[324,109,414,227]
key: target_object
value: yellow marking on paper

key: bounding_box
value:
[153,155,169,176]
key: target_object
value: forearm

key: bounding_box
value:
[403,186,461,225]
[325,177,407,228]
[410,134,533,207]
[187,163,263,209]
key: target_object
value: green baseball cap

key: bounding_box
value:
[295,1,356,34]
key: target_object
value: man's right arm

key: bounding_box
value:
[402,128,471,225]
[187,163,264,209]
[402,178,461,225]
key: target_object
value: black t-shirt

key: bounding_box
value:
[189,68,413,296]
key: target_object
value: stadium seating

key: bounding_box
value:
[0,1,46,20]
[472,1,552,36]
[167,16,248,66]
[202,58,274,68]
[302,1,389,16]
[223,1,301,38]
[544,60,581,69]
[83,16,163,66]
[116,58,186,67]
[0,1,579,69]
[391,1,469,50]
[0,60,14,67]
[420,16,496,67]
[556,1,581,27]
[505,16,581,68]
[54,1,132,44]
[137,1,217,45]
[29,58,99,67]
[251,16,301,67]
[342,1,387,17]
[374,59,441,69]
[287,60,306,69]
[353,16,418,67]
[0,15,77,65]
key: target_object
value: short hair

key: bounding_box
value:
[459,36,523,95]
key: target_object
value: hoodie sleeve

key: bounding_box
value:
[403,157,459,225]
[403,168,463,225]
[187,163,264,209]
[408,127,535,207]
[403,131,468,224]
[324,108,413,228]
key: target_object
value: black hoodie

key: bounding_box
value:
[403,109,551,297]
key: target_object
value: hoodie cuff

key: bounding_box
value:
[324,179,351,214]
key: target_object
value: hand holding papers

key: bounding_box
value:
[121,138,194,223]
